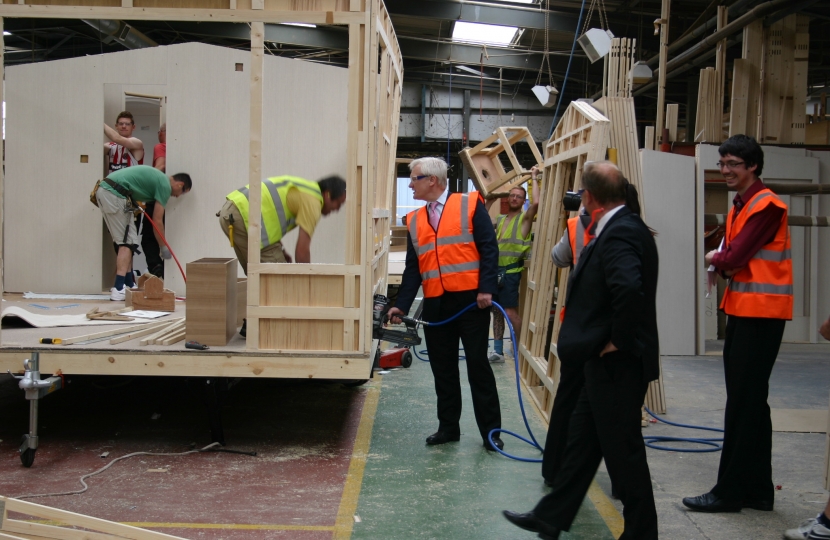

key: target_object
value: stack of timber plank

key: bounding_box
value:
[518,101,610,420]
[0,495,187,539]
[605,38,636,98]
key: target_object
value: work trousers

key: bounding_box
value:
[141,201,164,278]
[711,315,785,503]
[541,356,585,484]
[422,294,501,442]
[218,200,286,276]
[534,352,657,540]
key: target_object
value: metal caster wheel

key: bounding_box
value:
[401,350,413,368]
[20,447,36,468]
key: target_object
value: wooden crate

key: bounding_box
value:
[459,127,543,199]
[186,258,237,346]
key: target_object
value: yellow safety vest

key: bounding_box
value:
[226,176,323,248]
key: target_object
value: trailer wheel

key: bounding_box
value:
[20,448,36,468]
[402,351,413,368]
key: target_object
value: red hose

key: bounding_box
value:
[140,208,187,283]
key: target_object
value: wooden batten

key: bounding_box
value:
[460,127,544,200]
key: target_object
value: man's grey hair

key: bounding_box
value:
[410,157,448,188]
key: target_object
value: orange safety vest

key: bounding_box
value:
[567,216,591,267]
[407,193,481,298]
[719,188,793,320]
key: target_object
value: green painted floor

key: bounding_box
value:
[352,347,617,539]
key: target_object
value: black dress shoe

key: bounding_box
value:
[502,510,560,539]
[425,431,460,445]
[682,492,741,513]
[743,498,774,511]
[484,436,504,452]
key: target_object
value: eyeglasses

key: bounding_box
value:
[410,175,430,181]
[716,160,745,169]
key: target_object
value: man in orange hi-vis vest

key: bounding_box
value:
[684,135,793,514]
[387,157,503,452]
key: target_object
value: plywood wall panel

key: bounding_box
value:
[641,150,696,355]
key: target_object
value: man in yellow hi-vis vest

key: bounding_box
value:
[219,175,346,272]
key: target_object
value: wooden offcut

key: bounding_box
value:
[459,127,543,200]
[186,258,237,347]
[127,276,175,312]
[0,495,186,539]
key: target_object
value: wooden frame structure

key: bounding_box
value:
[0,0,403,381]
[0,495,187,540]
[518,101,609,420]
[459,127,543,200]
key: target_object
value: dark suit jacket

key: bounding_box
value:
[395,194,499,321]
[557,206,660,383]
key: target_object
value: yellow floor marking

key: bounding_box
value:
[27,520,333,531]
[519,378,625,539]
[332,376,383,539]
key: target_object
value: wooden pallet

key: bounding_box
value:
[459,127,543,200]
[517,101,609,420]
[0,495,186,539]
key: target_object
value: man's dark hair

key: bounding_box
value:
[172,173,192,191]
[116,111,135,124]
[582,161,625,204]
[718,134,764,176]
[318,175,347,199]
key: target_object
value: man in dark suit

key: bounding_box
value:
[387,157,503,452]
[503,161,659,539]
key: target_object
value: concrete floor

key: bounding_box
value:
[0,341,828,539]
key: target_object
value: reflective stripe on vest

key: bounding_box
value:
[496,213,532,272]
[226,176,323,248]
[406,193,481,297]
[720,187,793,320]
[567,216,589,267]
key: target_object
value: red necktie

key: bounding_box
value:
[429,201,440,230]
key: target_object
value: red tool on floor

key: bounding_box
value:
[377,347,413,369]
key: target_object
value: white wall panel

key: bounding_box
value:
[641,150,697,355]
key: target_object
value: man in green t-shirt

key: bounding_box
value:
[96,165,192,301]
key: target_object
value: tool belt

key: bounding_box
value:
[90,177,136,210]
[496,261,524,288]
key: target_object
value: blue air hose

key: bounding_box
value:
[405,302,724,460]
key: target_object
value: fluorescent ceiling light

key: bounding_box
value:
[452,21,518,46]
[3,31,10,36]
[455,65,486,76]
[494,0,535,2]
[282,23,316,28]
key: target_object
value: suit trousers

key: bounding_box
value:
[711,315,785,503]
[534,352,657,540]
[541,356,585,484]
[423,299,501,442]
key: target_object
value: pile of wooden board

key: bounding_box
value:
[46,318,185,347]
[605,37,636,98]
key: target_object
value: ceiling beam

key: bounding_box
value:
[384,0,581,33]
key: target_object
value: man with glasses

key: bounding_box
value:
[484,167,541,363]
[683,134,792,513]
[104,111,145,172]
[387,157,503,452]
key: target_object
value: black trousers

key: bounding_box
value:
[711,315,785,503]
[541,356,585,483]
[141,201,164,278]
[534,352,657,540]
[422,294,501,442]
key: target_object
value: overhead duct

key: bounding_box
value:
[82,19,157,49]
